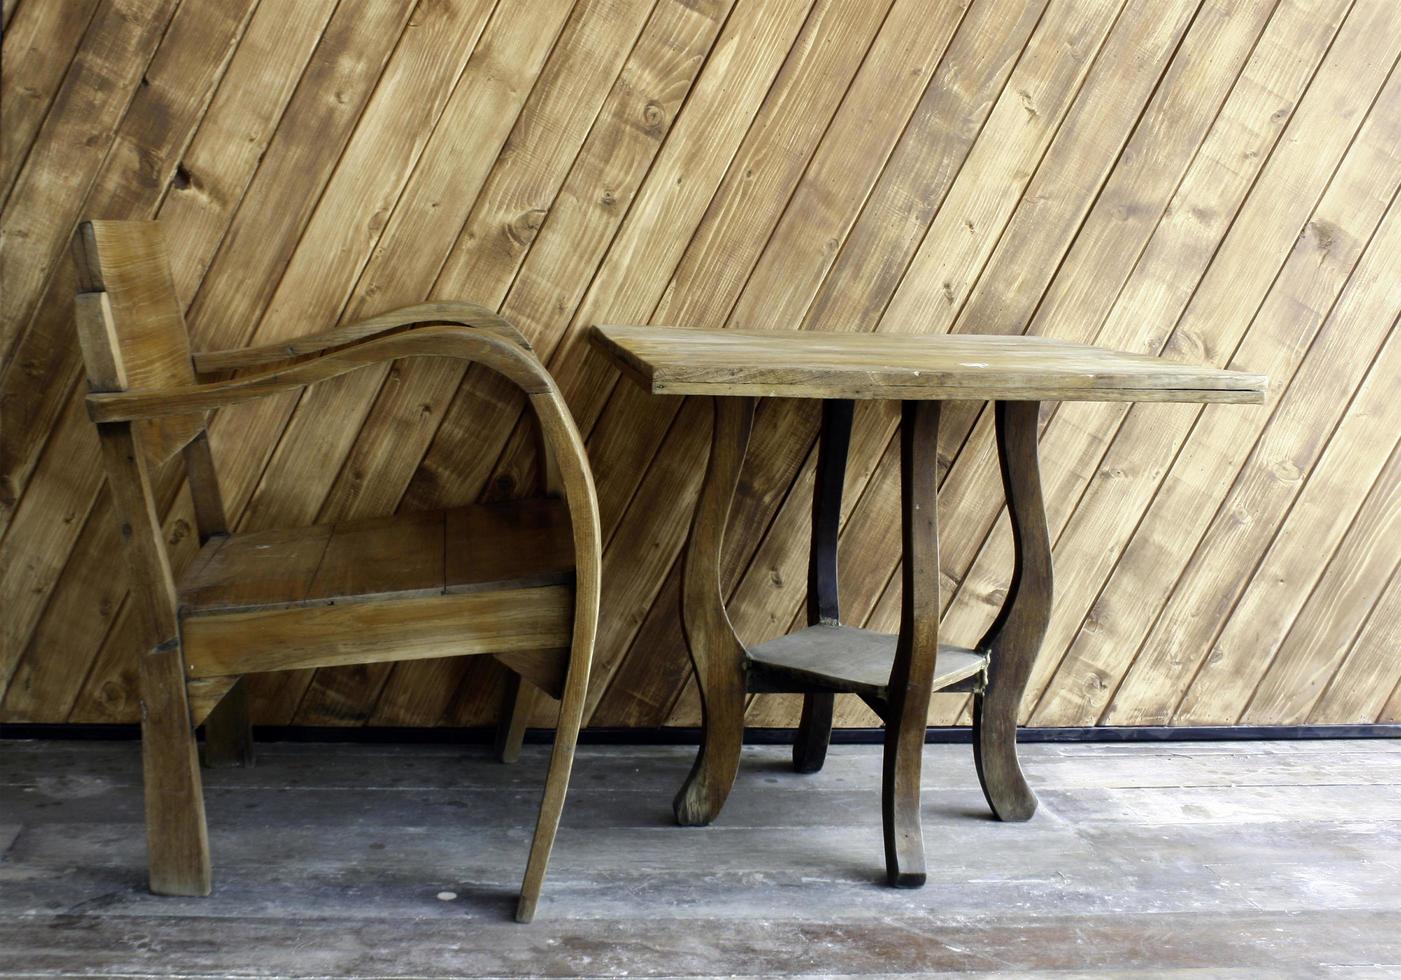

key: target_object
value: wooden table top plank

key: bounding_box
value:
[592,325,1266,402]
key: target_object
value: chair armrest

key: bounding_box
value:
[191,302,531,373]
[88,323,551,423]
[94,314,603,715]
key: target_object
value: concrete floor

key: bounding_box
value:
[2,737,1399,977]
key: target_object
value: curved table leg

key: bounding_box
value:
[674,396,755,826]
[794,398,853,774]
[883,400,942,887]
[973,400,1052,822]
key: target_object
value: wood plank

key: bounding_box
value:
[274,0,657,530]
[0,0,181,362]
[1103,200,1401,725]
[1310,566,1401,725]
[0,0,260,694]
[445,498,574,595]
[403,0,817,517]
[157,0,341,294]
[283,0,719,728]
[181,586,573,678]
[0,0,342,724]
[0,486,126,721]
[50,0,465,726]
[1168,313,1401,723]
[734,0,1160,716]
[0,0,257,524]
[578,0,902,534]
[929,0,1377,726]
[72,221,196,388]
[306,508,445,605]
[746,624,985,698]
[1243,437,1401,724]
[625,0,1127,728]
[4,742,1401,974]
[185,674,240,728]
[1006,0,1395,724]
[202,0,569,724]
[855,0,1280,729]
[5,0,1399,729]
[391,0,730,520]
[178,500,574,617]
[899,0,1233,598]
[179,523,330,614]
[0,0,101,204]
[202,0,504,528]
[594,325,1265,402]
[591,0,1019,728]
[717,0,1154,728]
[397,0,804,726]
[1030,66,1401,727]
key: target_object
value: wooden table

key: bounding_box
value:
[590,325,1265,887]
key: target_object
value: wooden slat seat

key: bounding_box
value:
[745,624,986,699]
[179,498,575,617]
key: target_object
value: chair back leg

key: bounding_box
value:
[495,671,536,764]
[201,677,255,768]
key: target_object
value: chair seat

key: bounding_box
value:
[179,497,575,618]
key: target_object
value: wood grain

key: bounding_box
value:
[591,325,1265,402]
[3,0,1398,732]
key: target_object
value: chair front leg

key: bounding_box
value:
[516,388,601,923]
[674,396,755,826]
[883,400,942,887]
[95,422,212,895]
[973,400,1052,822]
[142,643,212,895]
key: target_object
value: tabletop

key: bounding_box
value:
[591,325,1266,403]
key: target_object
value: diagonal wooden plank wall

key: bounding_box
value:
[2,0,1398,730]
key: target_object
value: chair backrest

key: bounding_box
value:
[72,221,197,389]
[73,220,229,544]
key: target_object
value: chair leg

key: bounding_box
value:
[515,659,587,923]
[201,676,254,768]
[140,645,212,895]
[792,693,834,773]
[495,670,535,765]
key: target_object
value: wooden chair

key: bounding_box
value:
[71,220,600,922]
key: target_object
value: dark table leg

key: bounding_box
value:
[674,396,755,826]
[883,399,942,887]
[794,398,853,774]
[973,400,1052,822]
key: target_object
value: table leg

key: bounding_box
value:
[794,398,853,774]
[883,400,942,887]
[674,396,755,826]
[973,400,1052,822]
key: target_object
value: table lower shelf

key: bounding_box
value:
[744,624,986,699]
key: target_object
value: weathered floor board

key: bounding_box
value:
[3,0,1400,732]
[2,738,1398,977]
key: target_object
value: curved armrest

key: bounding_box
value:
[191,302,532,373]
[94,316,604,722]
[89,323,556,422]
